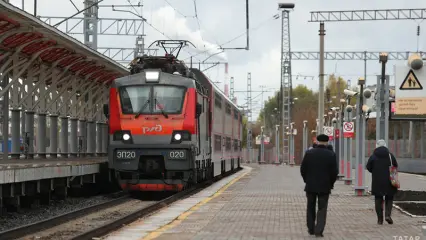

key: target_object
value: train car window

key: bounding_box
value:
[214,93,222,108]
[119,86,150,114]
[233,139,238,151]
[233,110,238,120]
[152,86,186,114]
[214,135,221,151]
[225,103,231,115]
[226,137,231,151]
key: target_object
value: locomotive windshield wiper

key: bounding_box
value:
[135,99,150,119]
[154,97,169,119]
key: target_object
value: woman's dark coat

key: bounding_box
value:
[366,146,398,196]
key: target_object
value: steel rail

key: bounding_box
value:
[0,191,128,239]
[72,168,241,240]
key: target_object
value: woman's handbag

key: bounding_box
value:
[389,154,400,189]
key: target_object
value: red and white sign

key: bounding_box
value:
[334,129,340,139]
[343,121,354,138]
[323,126,334,141]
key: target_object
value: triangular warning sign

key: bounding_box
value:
[400,69,423,90]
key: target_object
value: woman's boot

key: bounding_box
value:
[374,198,383,224]
[385,198,394,224]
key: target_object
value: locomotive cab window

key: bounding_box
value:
[152,86,185,114]
[119,86,150,114]
[119,85,186,115]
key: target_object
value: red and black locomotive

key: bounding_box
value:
[103,40,243,192]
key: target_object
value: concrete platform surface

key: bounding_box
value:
[0,157,107,184]
[104,167,251,240]
[104,164,426,240]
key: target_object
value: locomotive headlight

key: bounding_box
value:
[170,130,191,143]
[145,70,160,82]
[174,133,182,141]
[123,133,131,141]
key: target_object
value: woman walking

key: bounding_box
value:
[366,139,399,225]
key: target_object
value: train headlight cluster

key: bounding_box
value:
[145,70,160,82]
[171,130,191,143]
[123,133,131,141]
[113,130,133,143]
[174,133,182,141]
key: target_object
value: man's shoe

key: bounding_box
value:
[385,217,393,224]
[315,233,324,237]
[378,219,383,225]
[308,230,314,235]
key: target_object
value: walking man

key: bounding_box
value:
[300,134,338,237]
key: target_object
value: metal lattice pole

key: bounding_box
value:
[280,9,293,165]
[83,0,98,50]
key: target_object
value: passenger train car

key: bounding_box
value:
[103,41,243,192]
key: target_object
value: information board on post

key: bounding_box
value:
[395,65,426,115]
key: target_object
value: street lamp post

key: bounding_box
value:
[260,126,265,164]
[343,103,354,185]
[289,122,296,165]
[338,99,346,179]
[377,52,389,143]
[275,124,280,165]
[355,77,371,196]
[302,120,308,156]
[315,119,319,134]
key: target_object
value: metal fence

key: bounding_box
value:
[242,147,278,164]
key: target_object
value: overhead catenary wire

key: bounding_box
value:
[126,0,141,16]
[164,0,192,18]
[183,14,280,61]
[162,0,220,47]
[69,0,79,11]
[121,0,202,61]
[192,0,204,43]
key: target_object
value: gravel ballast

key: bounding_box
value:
[0,195,117,232]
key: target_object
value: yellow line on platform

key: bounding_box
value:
[140,169,250,240]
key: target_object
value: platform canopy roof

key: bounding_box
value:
[0,2,129,85]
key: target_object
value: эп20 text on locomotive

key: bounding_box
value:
[103,40,243,192]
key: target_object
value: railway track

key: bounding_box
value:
[2,168,240,240]
[0,191,128,240]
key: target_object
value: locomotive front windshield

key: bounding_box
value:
[119,85,186,115]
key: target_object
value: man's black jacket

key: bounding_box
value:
[300,145,338,194]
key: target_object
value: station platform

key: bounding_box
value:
[0,157,107,184]
[105,164,426,240]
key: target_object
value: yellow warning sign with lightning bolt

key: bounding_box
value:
[399,69,423,90]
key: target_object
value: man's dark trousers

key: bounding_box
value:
[306,192,330,235]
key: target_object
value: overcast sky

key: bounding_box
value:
[8,0,426,119]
